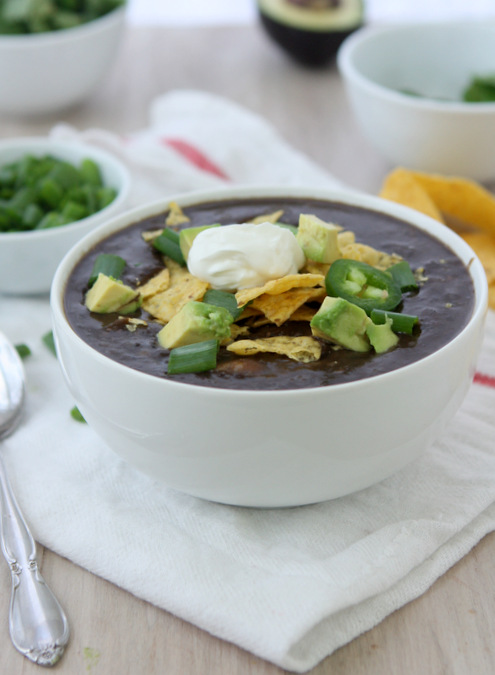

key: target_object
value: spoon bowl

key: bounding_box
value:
[0,331,70,666]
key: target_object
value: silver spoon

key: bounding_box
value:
[0,330,69,666]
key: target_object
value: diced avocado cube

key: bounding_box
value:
[157,300,234,349]
[366,318,399,354]
[310,296,371,352]
[296,213,341,264]
[179,223,221,261]
[85,273,141,314]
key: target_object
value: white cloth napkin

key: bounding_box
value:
[1,90,494,673]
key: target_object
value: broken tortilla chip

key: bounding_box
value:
[251,287,325,326]
[226,336,322,363]
[249,210,284,224]
[138,268,171,299]
[289,305,319,322]
[235,273,325,306]
[142,259,208,323]
[165,201,190,226]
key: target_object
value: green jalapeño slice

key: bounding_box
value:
[325,259,402,314]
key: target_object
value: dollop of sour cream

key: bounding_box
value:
[187,222,305,291]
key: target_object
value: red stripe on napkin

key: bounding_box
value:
[474,371,495,388]
[161,138,230,181]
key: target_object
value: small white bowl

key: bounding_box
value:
[50,186,488,508]
[337,20,495,181]
[0,7,126,116]
[0,137,130,295]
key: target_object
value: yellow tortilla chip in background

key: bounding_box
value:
[235,273,325,306]
[461,232,495,284]
[408,171,495,236]
[142,259,209,323]
[226,336,322,362]
[138,268,171,299]
[379,167,495,309]
[379,168,444,222]
[251,287,325,326]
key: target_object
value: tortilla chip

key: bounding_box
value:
[251,287,325,326]
[142,259,208,323]
[461,232,495,285]
[165,201,190,226]
[137,268,171,299]
[235,273,325,306]
[408,171,495,237]
[289,305,319,322]
[340,243,402,270]
[226,336,322,363]
[141,228,164,242]
[379,168,445,222]
[249,210,284,224]
[303,260,331,276]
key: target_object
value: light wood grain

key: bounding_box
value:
[0,23,494,675]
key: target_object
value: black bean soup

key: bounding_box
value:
[64,198,475,391]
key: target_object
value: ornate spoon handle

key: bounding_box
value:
[0,454,70,666]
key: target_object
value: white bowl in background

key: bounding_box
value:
[0,136,130,295]
[337,20,495,181]
[50,186,487,507]
[0,7,126,116]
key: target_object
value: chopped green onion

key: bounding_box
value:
[203,289,244,320]
[70,406,86,423]
[42,330,57,356]
[168,339,219,374]
[15,343,31,359]
[153,228,186,266]
[388,261,418,293]
[88,253,126,287]
[370,309,419,335]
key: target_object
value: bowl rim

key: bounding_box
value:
[51,184,489,399]
[337,19,495,113]
[0,135,131,242]
[0,4,126,47]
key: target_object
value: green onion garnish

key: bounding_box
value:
[168,339,219,374]
[88,253,126,287]
[203,289,244,320]
[153,228,186,266]
[15,343,31,359]
[70,406,86,423]
[42,330,57,356]
[388,261,418,293]
[370,309,419,335]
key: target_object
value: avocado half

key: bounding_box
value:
[257,0,363,66]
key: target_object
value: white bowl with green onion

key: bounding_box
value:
[50,186,488,508]
[0,3,126,116]
[0,136,130,295]
[338,20,495,181]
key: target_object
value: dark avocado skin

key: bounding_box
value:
[258,10,360,66]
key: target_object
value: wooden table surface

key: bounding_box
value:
[1,22,494,675]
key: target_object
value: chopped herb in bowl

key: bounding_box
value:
[0,0,125,35]
[0,154,117,233]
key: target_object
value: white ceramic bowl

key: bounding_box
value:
[0,137,130,295]
[50,186,488,508]
[0,7,126,116]
[337,20,495,181]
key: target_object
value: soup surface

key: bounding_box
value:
[64,198,475,390]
